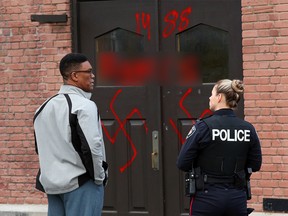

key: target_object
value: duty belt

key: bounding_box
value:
[203,174,235,184]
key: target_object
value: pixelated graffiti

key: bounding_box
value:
[101,89,148,173]
[98,52,156,86]
[97,52,200,86]
[136,6,192,40]
[169,88,212,144]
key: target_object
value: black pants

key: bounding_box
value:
[190,184,247,216]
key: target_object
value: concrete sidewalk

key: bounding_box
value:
[0,205,47,216]
[0,204,287,216]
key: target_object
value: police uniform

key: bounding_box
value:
[177,109,262,216]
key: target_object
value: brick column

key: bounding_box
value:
[242,0,288,212]
[0,0,71,204]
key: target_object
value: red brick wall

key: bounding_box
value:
[242,0,288,212]
[1,0,287,213]
[0,0,71,204]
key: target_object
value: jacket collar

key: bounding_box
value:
[58,85,92,99]
[213,108,235,117]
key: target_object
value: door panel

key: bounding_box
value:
[75,0,242,215]
[93,87,163,216]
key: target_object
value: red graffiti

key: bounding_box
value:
[179,88,193,119]
[101,89,148,173]
[169,88,213,144]
[135,6,192,40]
[162,6,192,38]
[169,118,185,144]
[162,10,178,38]
[97,52,200,86]
[136,12,151,40]
[98,52,155,86]
[177,55,200,86]
[178,6,192,32]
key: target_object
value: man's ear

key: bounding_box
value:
[70,72,78,82]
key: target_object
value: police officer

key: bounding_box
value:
[177,79,262,216]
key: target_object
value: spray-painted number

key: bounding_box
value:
[136,6,192,40]
[162,7,192,38]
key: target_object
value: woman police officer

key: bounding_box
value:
[177,79,262,216]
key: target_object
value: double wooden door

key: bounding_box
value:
[74,0,242,215]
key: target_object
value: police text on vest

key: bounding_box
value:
[212,129,251,142]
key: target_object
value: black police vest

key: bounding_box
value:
[196,115,252,176]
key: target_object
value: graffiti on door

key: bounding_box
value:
[136,6,192,40]
[102,88,212,172]
[101,89,148,173]
[169,88,213,144]
[98,52,200,86]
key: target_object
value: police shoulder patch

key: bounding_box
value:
[186,125,196,139]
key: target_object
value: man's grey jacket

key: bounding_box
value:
[34,85,107,194]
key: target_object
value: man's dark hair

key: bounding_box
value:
[59,53,89,80]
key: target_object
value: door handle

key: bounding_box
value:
[152,130,159,170]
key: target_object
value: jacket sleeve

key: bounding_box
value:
[78,101,106,185]
[176,121,209,172]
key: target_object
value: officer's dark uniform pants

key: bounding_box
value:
[190,184,247,216]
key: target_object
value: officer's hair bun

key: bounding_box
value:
[216,79,244,109]
[231,80,244,94]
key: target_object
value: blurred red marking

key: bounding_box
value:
[98,52,200,85]
[98,52,155,85]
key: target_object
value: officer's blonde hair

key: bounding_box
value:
[215,79,244,108]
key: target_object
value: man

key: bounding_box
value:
[34,53,108,216]
[177,79,262,216]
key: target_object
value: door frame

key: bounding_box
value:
[71,1,243,215]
